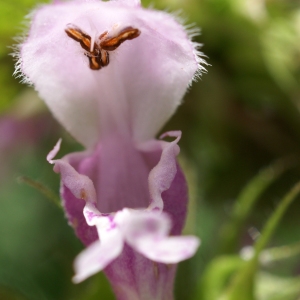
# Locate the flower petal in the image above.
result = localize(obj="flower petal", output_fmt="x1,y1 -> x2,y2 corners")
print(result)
104,244 -> 177,300
112,0 -> 141,7
134,236 -> 200,264
90,135 -> 150,212
53,131 -> 187,245
161,163 -> 188,235
53,137 -> 192,298
115,208 -> 172,242
49,149 -> 99,245
18,0 -> 202,147
62,184 -> 98,246
146,131 -> 181,211
103,166 -> 191,299
52,153 -> 97,204
46,138 -> 61,164
73,225 -> 123,283
83,201 -> 103,226
116,208 -> 200,263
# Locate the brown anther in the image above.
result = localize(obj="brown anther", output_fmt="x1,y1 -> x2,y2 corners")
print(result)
65,24 -> 140,70
65,25 -> 92,52
100,27 -> 141,51
100,49 -> 109,66
99,31 -> 108,40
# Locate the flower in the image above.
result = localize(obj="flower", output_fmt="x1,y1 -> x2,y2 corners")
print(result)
16,0 -> 206,298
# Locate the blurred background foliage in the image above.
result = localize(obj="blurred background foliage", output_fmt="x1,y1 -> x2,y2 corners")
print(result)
1,0 -> 300,299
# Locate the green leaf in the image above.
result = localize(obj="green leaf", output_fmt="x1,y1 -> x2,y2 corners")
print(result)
221,181 -> 300,300
0,258 -> 49,300
0,286 -> 27,300
74,273 -> 114,300
259,241 -> 300,265
0,1 -> 48,37
256,272 -> 300,300
261,18 -> 299,94
220,157 -> 298,254
198,255 -> 244,300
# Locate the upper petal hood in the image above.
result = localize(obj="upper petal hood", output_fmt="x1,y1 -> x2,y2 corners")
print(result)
18,0 -> 204,148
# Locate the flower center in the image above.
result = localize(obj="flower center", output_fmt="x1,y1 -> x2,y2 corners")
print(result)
65,25 -> 141,70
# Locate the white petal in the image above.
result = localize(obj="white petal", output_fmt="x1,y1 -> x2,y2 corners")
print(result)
112,0 -> 141,6
73,226 -> 123,283
115,208 -> 172,243
83,201 -> 103,226
136,236 -> 200,264
19,0 -> 202,147
115,209 -> 200,263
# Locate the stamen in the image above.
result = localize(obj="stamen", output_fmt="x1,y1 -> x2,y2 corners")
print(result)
65,24 -> 91,52
85,52 -> 102,70
100,27 -> 141,51
65,25 -> 140,70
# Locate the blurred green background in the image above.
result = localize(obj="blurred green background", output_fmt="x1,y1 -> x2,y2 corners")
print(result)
1,0 -> 300,299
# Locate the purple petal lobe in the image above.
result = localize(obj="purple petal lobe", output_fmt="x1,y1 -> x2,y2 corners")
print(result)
62,185 -> 98,246
147,131 -> 181,211
50,150 -> 99,245
53,157 -> 97,204
47,138 -> 61,163
161,164 -> 188,235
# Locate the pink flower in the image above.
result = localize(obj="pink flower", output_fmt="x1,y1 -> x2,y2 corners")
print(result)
16,0 -> 206,298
